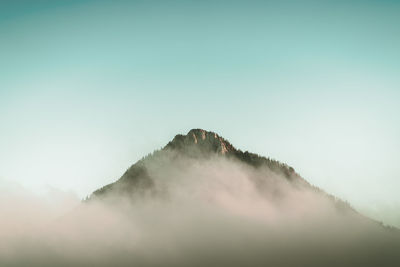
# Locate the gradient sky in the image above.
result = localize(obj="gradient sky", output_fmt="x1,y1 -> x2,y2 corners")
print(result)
1,0 -> 399,226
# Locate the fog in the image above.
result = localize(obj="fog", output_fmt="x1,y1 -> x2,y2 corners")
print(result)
1,155 -> 399,267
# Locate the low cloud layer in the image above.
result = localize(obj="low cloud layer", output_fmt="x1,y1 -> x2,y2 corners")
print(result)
1,156 -> 399,267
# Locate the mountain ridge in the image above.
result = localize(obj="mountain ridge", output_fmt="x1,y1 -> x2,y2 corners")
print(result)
92,129 -> 305,198
89,128 -> 399,234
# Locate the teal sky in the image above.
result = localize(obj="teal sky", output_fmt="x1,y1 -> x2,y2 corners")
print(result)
1,0 -> 399,226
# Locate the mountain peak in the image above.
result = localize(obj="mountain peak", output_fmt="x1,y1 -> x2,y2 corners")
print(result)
92,128 -> 302,198
165,129 -> 235,155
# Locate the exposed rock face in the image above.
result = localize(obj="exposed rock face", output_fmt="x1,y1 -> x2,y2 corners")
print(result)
165,129 -> 235,156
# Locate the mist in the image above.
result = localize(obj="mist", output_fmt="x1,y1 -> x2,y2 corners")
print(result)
1,155 -> 399,267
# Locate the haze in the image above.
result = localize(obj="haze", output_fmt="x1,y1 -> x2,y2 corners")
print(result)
1,154 -> 399,266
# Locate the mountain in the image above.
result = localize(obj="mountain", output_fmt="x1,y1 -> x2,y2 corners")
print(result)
92,129 -> 304,196
91,129 -> 354,214
37,129 -> 399,267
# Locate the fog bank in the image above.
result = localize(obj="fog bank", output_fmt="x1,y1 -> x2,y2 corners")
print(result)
1,156 -> 399,267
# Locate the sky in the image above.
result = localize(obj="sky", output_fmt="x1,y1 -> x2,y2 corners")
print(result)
0,0 -> 399,226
